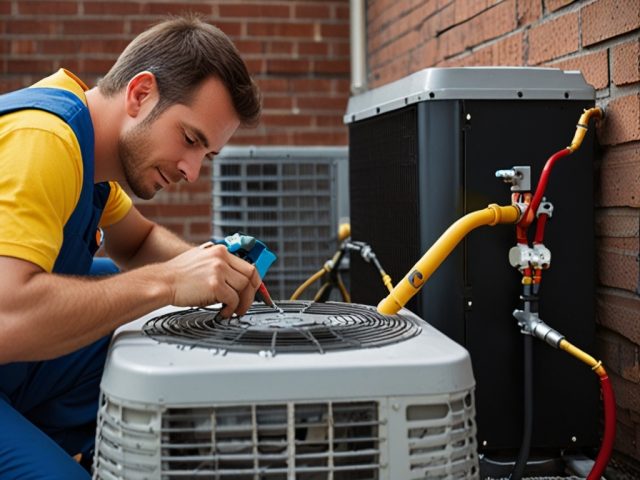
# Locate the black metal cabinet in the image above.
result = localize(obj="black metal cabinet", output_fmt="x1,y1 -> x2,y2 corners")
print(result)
346,68 -> 598,453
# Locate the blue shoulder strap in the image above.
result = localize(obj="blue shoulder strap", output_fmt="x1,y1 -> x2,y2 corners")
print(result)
0,87 -> 111,275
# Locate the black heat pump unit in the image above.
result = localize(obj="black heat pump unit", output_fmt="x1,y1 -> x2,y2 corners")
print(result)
345,67 -> 598,453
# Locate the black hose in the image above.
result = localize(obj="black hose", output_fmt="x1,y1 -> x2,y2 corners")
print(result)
510,333 -> 534,480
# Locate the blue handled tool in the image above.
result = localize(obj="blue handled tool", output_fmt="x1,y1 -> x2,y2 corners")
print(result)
212,233 -> 280,311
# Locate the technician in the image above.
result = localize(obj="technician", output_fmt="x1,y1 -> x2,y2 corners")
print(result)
0,16 -> 261,478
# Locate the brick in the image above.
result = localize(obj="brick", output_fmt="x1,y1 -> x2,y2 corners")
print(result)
189,221 -> 212,235
7,20 -> 60,35
10,40 -> 37,55
369,0 -> 435,53
243,59 -> 265,75
63,20 -> 124,35
597,247 -> 640,292
312,60 -> 351,75
610,372 -> 640,417
596,289 -> 640,345
219,3 -> 290,18
260,114 -> 314,127
447,31 -> 524,67
439,0 -> 517,58
316,114 -> 345,127
140,2 -> 212,16
596,207 -> 640,237
613,39 -> 640,86
408,38 -> 439,71
598,143 -> 640,207
266,58 -> 310,74
229,40 -> 264,55
40,39 -> 129,55
544,0 -> 575,11
298,41 -> 328,56
613,415 -> 640,459
290,78 -> 332,93
335,4 -> 350,20
596,329 -> 640,382
84,2 -> 142,15
6,59 -> 55,74
292,130 -> 348,145
517,0 -> 542,26
80,58 -> 115,75
0,78 -> 27,93
264,41 -> 293,55
255,78 -> 289,93
294,4 -> 331,19
247,22 -> 314,39
598,94 -> 640,146
330,41 -> 350,57
548,49 -> 609,90
262,95 -> 293,110
17,1 -> 78,15
582,0 -> 640,47
454,0 -> 494,24
320,23 -> 350,39
297,96 -> 347,111
0,2 -> 10,15
528,11 -> 579,64
370,29 -> 420,70
209,21 -> 243,37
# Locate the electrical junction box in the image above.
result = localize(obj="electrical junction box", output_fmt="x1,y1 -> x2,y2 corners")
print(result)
344,67 -> 598,454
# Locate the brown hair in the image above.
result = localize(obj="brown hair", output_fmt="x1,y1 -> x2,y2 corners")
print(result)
98,15 -> 261,127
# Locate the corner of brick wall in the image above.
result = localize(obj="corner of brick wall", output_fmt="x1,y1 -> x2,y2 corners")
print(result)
0,0 -> 351,244
367,0 -> 640,464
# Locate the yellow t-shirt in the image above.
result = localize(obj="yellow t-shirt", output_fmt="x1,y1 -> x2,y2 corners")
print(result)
0,69 -> 132,272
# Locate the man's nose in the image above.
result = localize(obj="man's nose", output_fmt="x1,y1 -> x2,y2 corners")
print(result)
177,154 -> 203,183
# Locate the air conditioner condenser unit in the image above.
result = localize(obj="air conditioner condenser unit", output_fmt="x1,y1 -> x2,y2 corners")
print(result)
93,301 -> 479,479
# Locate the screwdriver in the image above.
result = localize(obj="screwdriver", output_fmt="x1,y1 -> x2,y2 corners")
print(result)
258,282 -> 283,313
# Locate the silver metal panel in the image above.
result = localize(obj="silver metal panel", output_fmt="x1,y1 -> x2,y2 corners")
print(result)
344,67 -> 595,123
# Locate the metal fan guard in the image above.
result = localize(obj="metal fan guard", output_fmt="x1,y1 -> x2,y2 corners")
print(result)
142,300 -> 423,355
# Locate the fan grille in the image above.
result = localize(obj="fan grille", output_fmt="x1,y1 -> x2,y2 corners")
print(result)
143,301 -> 422,355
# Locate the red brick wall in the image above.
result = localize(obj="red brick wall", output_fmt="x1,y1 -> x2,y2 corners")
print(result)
368,0 -> 640,464
0,0 -> 350,243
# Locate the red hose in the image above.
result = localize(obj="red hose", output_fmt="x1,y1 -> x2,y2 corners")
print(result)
587,375 -> 616,480
533,213 -> 549,244
521,148 -> 572,230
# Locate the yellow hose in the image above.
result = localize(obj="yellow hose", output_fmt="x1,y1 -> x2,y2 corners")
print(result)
381,274 -> 394,294
377,204 -> 520,315
290,268 -> 325,300
568,107 -> 603,152
559,339 -> 607,377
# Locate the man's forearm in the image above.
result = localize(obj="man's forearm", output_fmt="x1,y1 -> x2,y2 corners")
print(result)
110,222 -> 194,270
0,262 -> 174,363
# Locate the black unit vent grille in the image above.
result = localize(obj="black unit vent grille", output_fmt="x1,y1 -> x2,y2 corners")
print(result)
143,301 -> 422,355
348,106 -> 420,311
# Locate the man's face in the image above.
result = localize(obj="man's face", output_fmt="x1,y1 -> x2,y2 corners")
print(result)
118,76 -> 240,200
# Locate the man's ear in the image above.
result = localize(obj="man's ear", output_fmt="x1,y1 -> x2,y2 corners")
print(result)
124,71 -> 158,118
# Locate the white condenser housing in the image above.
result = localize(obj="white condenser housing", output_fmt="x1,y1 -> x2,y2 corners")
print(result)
93,301 -> 479,479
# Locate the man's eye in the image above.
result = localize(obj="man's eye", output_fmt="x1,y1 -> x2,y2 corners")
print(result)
184,133 -> 195,145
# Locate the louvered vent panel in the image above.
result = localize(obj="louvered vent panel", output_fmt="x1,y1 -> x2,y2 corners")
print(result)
406,391 -> 478,480
159,401 -> 381,479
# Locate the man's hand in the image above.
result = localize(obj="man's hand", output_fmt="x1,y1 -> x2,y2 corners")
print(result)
164,244 -> 261,317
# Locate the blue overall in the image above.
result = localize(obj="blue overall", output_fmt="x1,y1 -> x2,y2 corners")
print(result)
0,87 -> 116,478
